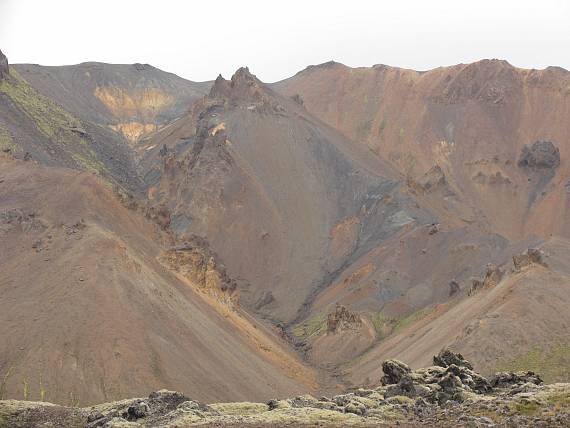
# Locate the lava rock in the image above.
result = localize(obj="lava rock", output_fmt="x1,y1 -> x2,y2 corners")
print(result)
434,349 -> 474,370
381,359 -> 412,385
490,371 -> 543,388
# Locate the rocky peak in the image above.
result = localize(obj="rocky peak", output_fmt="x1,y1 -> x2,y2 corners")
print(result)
208,67 -> 267,103
326,304 -> 362,333
0,49 -> 8,79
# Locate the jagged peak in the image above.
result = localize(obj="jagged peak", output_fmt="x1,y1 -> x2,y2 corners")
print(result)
230,66 -> 259,84
208,66 -> 269,103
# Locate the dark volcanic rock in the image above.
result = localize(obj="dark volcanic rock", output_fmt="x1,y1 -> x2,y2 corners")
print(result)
490,371 -> 543,388
381,359 -> 412,385
0,49 -> 8,79
518,141 -> 560,170
448,280 -> 460,297
433,349 -> 474,370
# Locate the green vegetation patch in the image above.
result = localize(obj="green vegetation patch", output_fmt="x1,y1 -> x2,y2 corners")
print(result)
496,344 -> 570,383
510,400 -> 540,416
371,307 -> 433,339
0,69 -> 106,174
292,313 -> 327,340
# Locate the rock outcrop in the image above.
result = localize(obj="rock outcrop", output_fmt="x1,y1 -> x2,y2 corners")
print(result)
408,165 -> 447,194
448,280 -> 460,297
159,236 -> 238,305
0,49 -> 8,79
469,263 -> 504,295
433,349 -> 473,370
518,140 -> 560,170
326,304 -> 363,333
513,248 -> 547,271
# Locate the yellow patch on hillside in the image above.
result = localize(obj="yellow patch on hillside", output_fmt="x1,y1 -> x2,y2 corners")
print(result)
110,122 -> 157,143
94,86 -> 174,119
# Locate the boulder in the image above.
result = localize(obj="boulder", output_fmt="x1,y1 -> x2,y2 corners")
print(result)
490,371 -> 543,388
433,349 -> 474,370
381,359 -> 411,385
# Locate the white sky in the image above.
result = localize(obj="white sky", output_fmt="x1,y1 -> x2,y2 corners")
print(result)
1,0 -> 569,83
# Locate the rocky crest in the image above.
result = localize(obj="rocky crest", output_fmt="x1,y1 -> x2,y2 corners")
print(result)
4,351 -> 570,427
513,248 -> 547,271
469,263 -> 504,295
0,49 -> 8,79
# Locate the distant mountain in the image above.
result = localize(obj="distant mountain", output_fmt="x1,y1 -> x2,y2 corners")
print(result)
15,62 -> 211,144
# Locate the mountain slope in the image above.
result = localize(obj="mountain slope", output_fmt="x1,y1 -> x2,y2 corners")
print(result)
0,155 -> 315,406
15,62 -> 211,145
344,241 -> 570,387
142,68 -> 433,324
274,60 -> 570,241
0,54 -> 141,191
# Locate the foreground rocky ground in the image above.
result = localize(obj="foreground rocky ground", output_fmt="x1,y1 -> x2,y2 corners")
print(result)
1,350 -> 569,427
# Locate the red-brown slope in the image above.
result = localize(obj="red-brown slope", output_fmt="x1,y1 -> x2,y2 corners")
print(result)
344,239 -> 570,386
0,156 -> 315,406
274,60 -> 570,241
142,68 -> 434,324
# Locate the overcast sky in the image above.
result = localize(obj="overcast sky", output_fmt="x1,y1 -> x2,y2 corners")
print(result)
1,0 -> 569,83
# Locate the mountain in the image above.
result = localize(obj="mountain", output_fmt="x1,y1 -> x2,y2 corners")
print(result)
274,60 -> 570,240
273,60 -> 570,381
14,62 -> 211,145
3,46 -> 570,409
345,241 -> 570,387
0,155 -> 314,405
140,67 -> 433,324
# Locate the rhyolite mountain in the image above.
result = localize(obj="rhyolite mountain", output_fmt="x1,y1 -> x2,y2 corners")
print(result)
15,62 -> 211,145
1,46 -> 570,408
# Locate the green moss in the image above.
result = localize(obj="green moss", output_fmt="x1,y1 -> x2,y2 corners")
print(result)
496,344 -> 570,383
510,400 -> 540,416
0,69 -> 106,174
371,307 -> 432,339
292,313 -> 327,340
547,392 -> 570,411
371,312 -> 398,339
210,402 -> 267,415
393,307 -> 432,332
